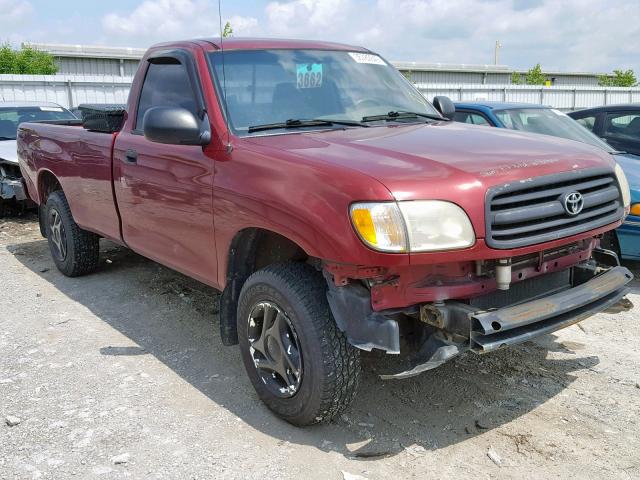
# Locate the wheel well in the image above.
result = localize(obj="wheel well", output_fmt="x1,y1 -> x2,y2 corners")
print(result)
219,228 -> 309,346
38,171 -> 62,203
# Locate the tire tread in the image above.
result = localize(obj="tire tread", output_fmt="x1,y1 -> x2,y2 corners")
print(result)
240,262 -> 361,425
47,191 -> 100,277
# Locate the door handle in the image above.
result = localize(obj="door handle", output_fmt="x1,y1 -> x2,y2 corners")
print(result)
124,149 -> 138,163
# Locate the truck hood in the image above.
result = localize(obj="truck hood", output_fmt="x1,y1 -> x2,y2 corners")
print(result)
0,140 -> 18,164
246,122 -> 617,238
247,121 -> 616,201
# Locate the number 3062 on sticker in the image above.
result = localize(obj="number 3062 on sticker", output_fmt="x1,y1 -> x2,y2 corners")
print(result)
296,63 -> 323,89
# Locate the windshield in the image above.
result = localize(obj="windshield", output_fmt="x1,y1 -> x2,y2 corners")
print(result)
0,106 -> 76,140
494,107 -> 615,152
210,49 -> 439,135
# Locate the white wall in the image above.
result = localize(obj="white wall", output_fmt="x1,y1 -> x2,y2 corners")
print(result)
0,74 -> 132,108
1,74 -> 640,111
416,83 -> 640,110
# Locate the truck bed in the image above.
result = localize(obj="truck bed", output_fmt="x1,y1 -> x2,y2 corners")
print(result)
18,122 -> 122,242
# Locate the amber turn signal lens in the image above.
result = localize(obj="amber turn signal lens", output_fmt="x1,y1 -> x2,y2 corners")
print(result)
351,208 -> 377,245
630,204 -> 640,216
349,202 -> 407,252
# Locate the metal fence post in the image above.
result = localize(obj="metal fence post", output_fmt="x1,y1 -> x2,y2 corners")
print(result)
66,80 -> 73,108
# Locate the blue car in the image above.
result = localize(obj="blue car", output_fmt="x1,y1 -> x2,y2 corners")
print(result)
453,101 -> 640,261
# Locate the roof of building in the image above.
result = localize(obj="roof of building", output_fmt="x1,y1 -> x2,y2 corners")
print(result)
24,42 -> 147,60
0,100 -> 67,108
454,101 -> 550,110
393,61 -> 511,73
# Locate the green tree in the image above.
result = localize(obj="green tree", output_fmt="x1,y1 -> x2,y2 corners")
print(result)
222,21 -> 233,38
0,44 -> 58,75
598,69 -> 637,87
511,71 -> 522,85
525,63 -> 547,85
0,43 -> 15,74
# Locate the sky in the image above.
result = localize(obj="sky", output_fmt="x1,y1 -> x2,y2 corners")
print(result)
1,0 -> 639,73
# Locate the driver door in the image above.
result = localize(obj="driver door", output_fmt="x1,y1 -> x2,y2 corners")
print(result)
113,51 -> 217,286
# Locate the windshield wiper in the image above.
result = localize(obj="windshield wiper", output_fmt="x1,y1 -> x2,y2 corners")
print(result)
0,136 -> 15,141
247,118 -> 366,133
361,111 -> 448,123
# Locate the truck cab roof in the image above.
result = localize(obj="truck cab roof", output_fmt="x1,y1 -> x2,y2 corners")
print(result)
150,37 -> 371,53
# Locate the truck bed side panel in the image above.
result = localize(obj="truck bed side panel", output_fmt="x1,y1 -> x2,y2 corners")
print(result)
17,123 -> 122,242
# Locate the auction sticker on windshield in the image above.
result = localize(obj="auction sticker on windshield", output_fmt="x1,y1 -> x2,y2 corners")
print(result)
296,63 -> 323,89
348,52 -> 386,65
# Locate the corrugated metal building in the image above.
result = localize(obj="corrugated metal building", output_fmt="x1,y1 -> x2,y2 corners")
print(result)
26,43 -> 144,77
27,42 -> 610,86
394,61 -> 608,86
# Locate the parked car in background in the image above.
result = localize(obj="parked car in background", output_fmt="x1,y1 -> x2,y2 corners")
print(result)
568,104 -> 640,156
453,101 -> 640,260
0,101 -> 77,212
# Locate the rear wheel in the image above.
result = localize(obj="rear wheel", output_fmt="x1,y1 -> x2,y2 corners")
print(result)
237,263 -> 361,426
46,191 -> 100,277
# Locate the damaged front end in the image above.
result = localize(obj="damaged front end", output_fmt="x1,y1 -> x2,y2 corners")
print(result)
0,160 -> 31,213
325,239 -> 634,379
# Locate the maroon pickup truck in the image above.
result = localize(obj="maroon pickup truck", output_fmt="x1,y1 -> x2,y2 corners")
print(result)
18,38 -> 633,426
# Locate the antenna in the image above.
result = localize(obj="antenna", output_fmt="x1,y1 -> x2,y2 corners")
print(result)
218,0 -> 232,153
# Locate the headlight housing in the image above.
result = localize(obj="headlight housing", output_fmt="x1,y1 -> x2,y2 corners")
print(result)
350,201 -> 475,253
615,163 -> 631,211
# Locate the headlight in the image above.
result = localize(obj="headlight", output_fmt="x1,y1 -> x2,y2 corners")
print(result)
615,163 -> 631,210
350,202 -> 407,252
350,200 -> 475,252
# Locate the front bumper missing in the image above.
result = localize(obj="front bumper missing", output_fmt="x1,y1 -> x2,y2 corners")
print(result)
380,265 -> 633,379
470,265 -> 632,352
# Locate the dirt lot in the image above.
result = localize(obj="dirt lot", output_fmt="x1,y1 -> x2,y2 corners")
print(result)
1,214 -> 639,480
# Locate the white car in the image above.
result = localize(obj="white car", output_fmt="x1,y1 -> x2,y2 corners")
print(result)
0,101 -> 77,205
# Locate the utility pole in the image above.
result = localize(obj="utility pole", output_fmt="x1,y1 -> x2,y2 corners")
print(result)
494,40 -> 502,65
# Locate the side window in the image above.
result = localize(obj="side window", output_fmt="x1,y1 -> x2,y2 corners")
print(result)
453,111 -> 490,126
467,113 -> 489,126
575,115 -> 596,131
453,111 -> 470,123
603,112 -> 640,139
135,62 -> 197,131
495,112 -> 514,129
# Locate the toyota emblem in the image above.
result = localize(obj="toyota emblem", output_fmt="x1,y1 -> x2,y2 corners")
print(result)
563,192 -> 584,216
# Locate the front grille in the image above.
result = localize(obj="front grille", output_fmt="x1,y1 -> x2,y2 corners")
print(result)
486,168 -> 623,249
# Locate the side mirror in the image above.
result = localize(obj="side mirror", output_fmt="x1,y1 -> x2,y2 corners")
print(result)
143,107 -> 210,145
432,96 -> 456,120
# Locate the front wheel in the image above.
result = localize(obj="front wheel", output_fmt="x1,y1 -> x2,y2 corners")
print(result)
237,263 -> 361,426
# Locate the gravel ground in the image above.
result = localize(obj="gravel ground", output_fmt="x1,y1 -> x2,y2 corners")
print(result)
1,214 -> 639,480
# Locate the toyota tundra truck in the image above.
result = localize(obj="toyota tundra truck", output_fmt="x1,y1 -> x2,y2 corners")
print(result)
17,38 -> 633,426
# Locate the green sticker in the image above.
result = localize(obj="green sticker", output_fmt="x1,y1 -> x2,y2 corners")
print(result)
296,63 -> 323,89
